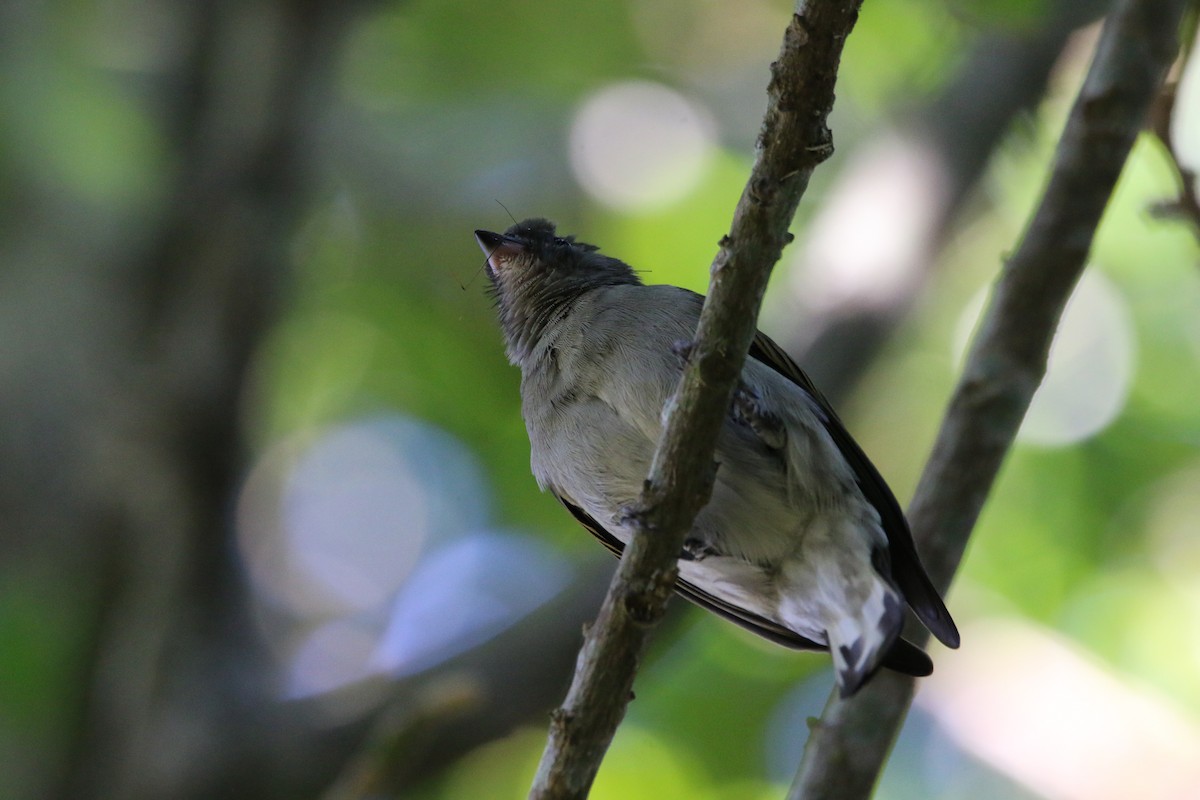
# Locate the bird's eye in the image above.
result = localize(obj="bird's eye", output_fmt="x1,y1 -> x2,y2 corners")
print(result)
552,237 -> 568,248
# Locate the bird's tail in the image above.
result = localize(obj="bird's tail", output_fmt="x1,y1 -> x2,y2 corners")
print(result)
823,575 -> 905,697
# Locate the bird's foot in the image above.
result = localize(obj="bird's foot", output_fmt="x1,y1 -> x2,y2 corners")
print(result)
680,537 -> 719,562
731,383 -> 787,450
671,339 -> 695,366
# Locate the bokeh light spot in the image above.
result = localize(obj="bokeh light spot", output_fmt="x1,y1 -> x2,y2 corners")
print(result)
286,618 -> 381,699
1145,460 -> 1200,587
791,133 -> 948,313
372,531 -> 571,678
237,415 -> 490,617
569,81 -> 716,211
953,269 -> 1135,446
921,618 -> 1200,800
1171,34 -> 1200,197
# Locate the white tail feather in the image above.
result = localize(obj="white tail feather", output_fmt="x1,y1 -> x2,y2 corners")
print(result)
824,577 -> 903,697
777,517 -> 905,697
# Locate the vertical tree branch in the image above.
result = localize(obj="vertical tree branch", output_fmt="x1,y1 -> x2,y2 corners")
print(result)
788,1 -> 1189,798
48,3 -> 371,798
527,2 -> 864,797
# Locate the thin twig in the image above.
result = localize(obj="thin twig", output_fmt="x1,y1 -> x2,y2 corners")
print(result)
788,1 -> 1189,798
526,2 -> 864,798
1149,6 -> 1200,243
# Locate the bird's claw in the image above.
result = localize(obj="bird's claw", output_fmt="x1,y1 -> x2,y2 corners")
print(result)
731,382 -> 787,450
671,339 -> 695,365
680,537 -> 719,562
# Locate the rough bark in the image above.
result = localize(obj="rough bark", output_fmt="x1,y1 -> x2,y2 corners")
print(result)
788,1 -> 1189,797
527,3 -> 864,798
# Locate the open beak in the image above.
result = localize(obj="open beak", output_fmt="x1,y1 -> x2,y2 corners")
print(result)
475,229 -> 524,277
474,229 -> 505,251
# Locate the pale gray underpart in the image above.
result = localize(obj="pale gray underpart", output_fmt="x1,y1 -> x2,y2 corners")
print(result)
518,283 -> 895,680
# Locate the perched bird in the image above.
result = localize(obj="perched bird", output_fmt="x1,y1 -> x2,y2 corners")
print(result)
475,218 -> 959,696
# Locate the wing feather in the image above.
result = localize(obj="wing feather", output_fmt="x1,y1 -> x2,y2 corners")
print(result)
552,492 -> 934,676
747,330 -> 960,649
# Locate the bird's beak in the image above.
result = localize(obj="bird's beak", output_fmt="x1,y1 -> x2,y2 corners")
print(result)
475,229 -> 524,276
474,229 -> 504,250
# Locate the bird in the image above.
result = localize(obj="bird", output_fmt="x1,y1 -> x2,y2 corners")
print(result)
474,218 -> 958,696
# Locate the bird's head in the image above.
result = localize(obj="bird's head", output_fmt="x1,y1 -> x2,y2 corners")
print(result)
474,218 -> 639,362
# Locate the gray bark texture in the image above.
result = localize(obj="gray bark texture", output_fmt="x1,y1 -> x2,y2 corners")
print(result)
788,0 -> 1190,797
527,3 -> 865,798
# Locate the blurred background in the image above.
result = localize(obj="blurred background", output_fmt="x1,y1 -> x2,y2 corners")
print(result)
2,1 -> 1199,799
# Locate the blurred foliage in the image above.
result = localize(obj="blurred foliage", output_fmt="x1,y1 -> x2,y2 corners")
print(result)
2,0 -> 1198,799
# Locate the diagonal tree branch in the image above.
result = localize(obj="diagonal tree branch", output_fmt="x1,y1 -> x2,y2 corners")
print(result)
788,1 -> 1190,798
527,2 -> 864,797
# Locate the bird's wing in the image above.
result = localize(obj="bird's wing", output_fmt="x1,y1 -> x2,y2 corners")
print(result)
552,491 -> 824,649
551,491 -> 933,675
747,329 -> 960,649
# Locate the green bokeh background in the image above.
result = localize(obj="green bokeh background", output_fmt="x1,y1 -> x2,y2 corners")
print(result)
2,1 -> 1198,798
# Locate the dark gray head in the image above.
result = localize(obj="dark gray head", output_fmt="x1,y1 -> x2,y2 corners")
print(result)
474,218 -> 640,362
